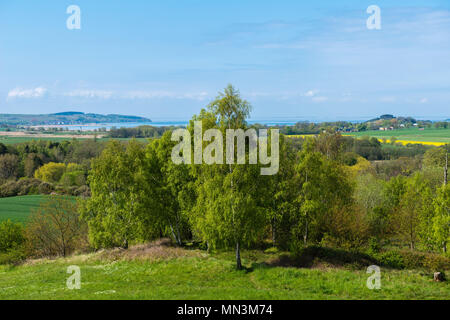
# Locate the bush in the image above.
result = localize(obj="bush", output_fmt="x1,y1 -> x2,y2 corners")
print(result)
0,220 -> 26,265
376,251 -> 405,269
0,220 -> 25,252
368,237 -> 381,254
73,185 -> 90,197
38,181 -> 54,194
0,247 -> 27,265
34,162 -> 66,183
26,196 -> 89,257
0,178 -> 54,198
422,254 -> 450,271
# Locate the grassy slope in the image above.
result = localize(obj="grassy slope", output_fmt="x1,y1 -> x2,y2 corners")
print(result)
0,195 -> 50,224
0,247 -> 448,300
347,128 -> 450,143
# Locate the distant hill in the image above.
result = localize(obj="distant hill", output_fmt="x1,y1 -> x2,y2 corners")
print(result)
0,112 -> 151,126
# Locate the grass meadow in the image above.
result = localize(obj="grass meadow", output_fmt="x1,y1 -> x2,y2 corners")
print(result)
0,241 -> 448,300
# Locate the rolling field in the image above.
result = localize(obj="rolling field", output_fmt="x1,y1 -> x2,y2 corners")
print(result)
0,244 -> 448,300
346,128 -> 450,145
0,195 -> 50,224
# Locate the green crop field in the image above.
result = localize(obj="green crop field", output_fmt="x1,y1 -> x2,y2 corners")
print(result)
347,128 -> 450,144
0,195 -> 51,224
0,136 -> 82,145
0,246 -> 448,300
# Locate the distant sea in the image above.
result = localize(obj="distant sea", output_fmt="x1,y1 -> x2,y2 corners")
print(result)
46,116 -> 449,131
48,119 -> 355,131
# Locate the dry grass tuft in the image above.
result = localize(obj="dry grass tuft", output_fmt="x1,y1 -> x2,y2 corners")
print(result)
23,238 -> 204,265
93,238 -> 203,262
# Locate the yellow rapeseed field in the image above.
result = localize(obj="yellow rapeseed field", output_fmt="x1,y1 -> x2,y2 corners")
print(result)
382,139 -> 446,146
286,135 -> 446,146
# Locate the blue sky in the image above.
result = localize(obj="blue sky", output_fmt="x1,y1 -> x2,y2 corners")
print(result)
1,0 -> 449,121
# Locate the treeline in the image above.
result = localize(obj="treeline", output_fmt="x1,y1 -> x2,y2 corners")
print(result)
273,117 -> 450,135
108,125 -> 183,139
0,139 -> 106,197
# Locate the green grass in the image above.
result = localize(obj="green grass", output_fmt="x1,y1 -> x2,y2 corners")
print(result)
0,195 -> 51,224
0,248 -> 448,300
347,128 -> 450,143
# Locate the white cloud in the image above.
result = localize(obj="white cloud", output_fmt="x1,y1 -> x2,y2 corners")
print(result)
7,87 -> 47,99
304,90 -> 319,97
124,91 -> 209,101
64,90 -> 114,99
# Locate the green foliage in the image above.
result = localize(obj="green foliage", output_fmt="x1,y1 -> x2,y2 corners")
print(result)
34,162 -> 66,183
291,139 -> 354,246
60,164 -> 86,187
143,132 -> 194,245
189,85 -> 266,269
80,140 -> 149,249
0,247 -> 27,265
0,220 -> 25,252
376,251 -> 405,269
368,237 -> 381,254
423,147 -> 448,168
433,185 -> 449,253
0,220 -> 26,265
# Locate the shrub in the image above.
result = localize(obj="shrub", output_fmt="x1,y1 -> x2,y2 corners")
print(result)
377,251 -> 405,269
0,220 -> 26,265
422,254 -> 450,271
60,171 -> 86,187
38,181 -> 54,195
34,162 -> 66,183
0,178 -> 53,198
25,196 -> 89,257
372,250 -> 450,271
73,185 -> 90,197
368,237 -> 381,254
0,248 -> 27,265
0,220 -> 25,252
